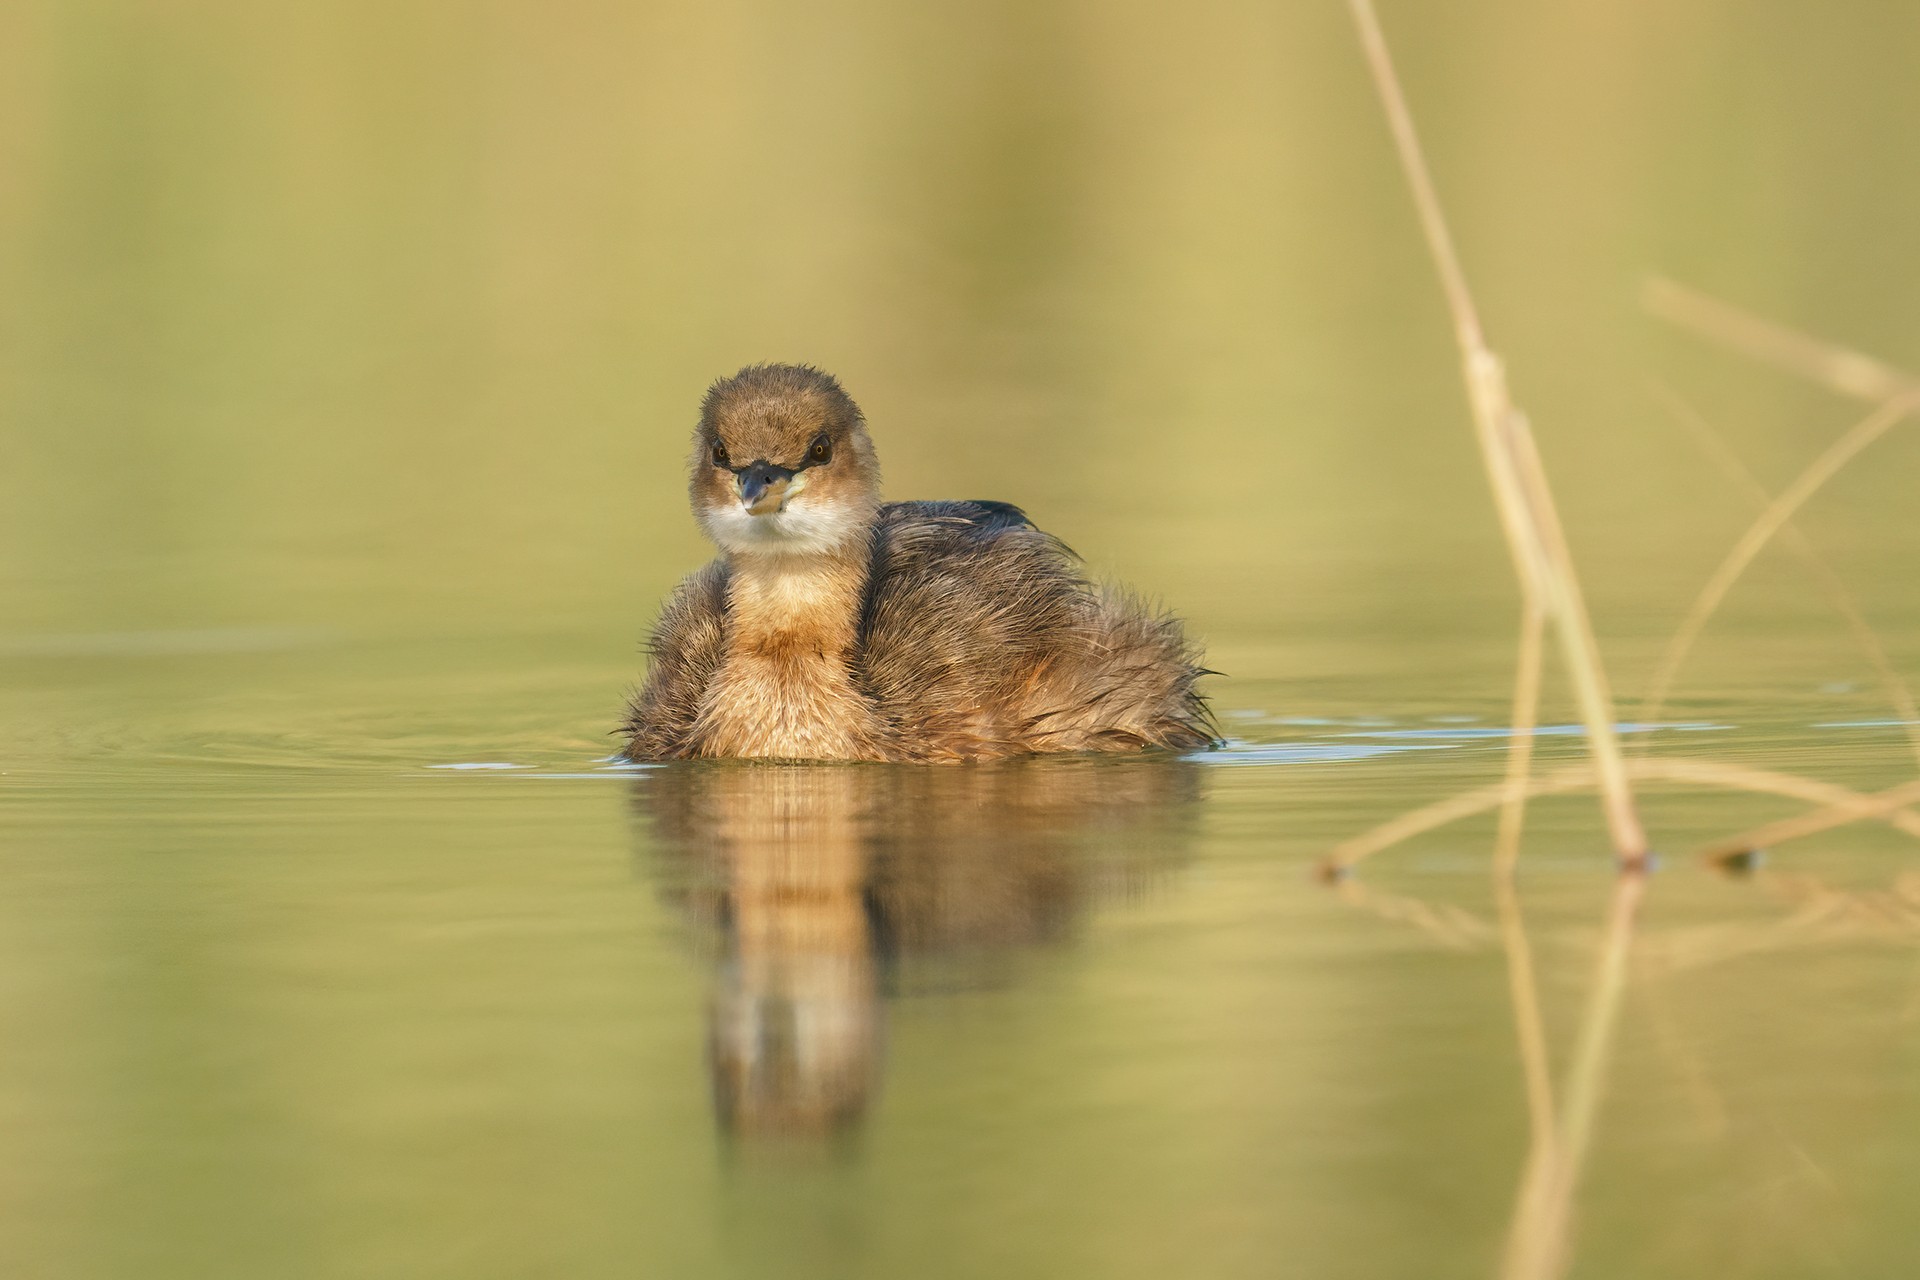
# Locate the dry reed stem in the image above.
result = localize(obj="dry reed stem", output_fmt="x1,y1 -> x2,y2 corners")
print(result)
1649,874 -> 1920,974
1644,278 -> 1920,402
1495,609 -> 1548,875
1500,419 -> 1648,862
1331,878 -> 1497,950
1701,778 -> 1920,866
1492,607 -> 1558,1150
1501,870 -> 1646,1280
1638,390 -> 1920,731
1321,756 -> 1920,876
1345,0 -> 1647,865
1650,385 -> 1920,769
1745,871 -> 1920,935
1495,868 -> 1563,1217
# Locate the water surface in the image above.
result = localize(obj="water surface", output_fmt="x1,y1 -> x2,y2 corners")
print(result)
5,3 -> 1920,1277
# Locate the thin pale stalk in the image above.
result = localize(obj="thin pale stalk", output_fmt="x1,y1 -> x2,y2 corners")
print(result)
1495,894 -> 1559,1188
1644,278 -> 1919,402
1502,871 -> 1647,1280
1493,607 -> 1556,1152
1552,869 -> 1644,1207
1344,0 -> 1486,355
1651,386 -> 1920,770
1503,411 -> 1645,860
1638,391 -> 1920,730
1345,0 -> 1646,863
1333,878 -> 1496,950
1504,1134 -> 1561,1280
1321,756 -> 1920,875
1496,607 -> 1547,875
1702,778 -> 1920,866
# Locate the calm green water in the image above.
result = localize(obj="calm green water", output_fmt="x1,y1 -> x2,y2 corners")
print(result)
6,3 -> 1920,1277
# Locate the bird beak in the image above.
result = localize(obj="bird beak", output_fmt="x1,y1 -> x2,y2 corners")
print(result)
736,462 -> 794,515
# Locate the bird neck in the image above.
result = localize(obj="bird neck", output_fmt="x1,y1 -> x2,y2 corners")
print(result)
722,542 -> 869,658
694,539 -> 888,761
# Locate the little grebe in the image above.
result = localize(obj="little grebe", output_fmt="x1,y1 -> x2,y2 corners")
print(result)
620,364 -> 1215,762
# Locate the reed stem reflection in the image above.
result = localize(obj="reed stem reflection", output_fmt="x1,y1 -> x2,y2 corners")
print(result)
630,757 -> 1201,1140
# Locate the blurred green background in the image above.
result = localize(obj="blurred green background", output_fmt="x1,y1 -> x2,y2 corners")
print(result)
6,0 -> 1918,654
4,2 -> 1920,1278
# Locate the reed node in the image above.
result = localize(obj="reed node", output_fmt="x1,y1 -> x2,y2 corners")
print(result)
1344,0 -> 1647,869
1337,9 -> 1920,1279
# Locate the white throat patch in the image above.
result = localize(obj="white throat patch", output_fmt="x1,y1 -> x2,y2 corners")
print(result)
699,492 -> 868,558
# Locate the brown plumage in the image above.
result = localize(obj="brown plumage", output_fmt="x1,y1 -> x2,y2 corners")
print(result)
620,363 -> 1216,762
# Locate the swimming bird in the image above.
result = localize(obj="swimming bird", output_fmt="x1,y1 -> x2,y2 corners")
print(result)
620,364 -> 1215,762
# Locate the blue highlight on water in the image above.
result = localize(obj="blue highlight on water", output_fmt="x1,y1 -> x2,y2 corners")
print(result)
425,720 -> 1755,775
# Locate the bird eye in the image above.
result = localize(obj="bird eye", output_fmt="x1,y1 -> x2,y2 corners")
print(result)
807,433 -> 832,464
710,441 -> 730,469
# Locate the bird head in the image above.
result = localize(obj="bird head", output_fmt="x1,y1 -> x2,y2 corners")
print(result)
690,364 -> 881,558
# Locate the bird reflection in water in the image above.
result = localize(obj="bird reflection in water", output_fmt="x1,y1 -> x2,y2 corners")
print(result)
629,756 -> 1202,1140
